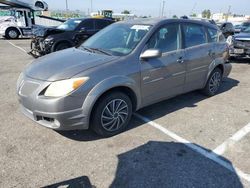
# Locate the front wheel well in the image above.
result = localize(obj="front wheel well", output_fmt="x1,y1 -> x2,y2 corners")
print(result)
215,64 -> 224,75
90,86 -> 138,121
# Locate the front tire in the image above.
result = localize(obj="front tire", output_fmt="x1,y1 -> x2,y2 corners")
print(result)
202,68 -> 222,97
91,92 -> 133,137
5,28 -> 20,39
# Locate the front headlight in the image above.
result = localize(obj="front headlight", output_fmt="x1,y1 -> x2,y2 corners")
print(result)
44,37 -> 54,44
44,77 -> 89,97
226,35 -> 234,46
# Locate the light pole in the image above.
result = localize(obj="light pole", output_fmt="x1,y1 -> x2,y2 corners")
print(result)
161,0 -> 165,17
65,0 -> 69,11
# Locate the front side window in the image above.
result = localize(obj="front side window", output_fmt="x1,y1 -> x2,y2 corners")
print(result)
207,28 -> 218,43
82,23 -> 151,56
95,20 -> 110,30
57,19 -> 82,31
80,20 -> 95,30
183,23 -> 206,48
147,24 -> 179,53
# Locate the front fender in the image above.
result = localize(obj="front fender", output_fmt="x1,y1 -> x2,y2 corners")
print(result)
81,76 -> 141,128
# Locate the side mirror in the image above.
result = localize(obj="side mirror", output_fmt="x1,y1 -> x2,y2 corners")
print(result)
140,49 -> 162,60
79,27 -> 86,32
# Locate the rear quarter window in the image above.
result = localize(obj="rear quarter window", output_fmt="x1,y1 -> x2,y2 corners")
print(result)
207,28 -> 219,43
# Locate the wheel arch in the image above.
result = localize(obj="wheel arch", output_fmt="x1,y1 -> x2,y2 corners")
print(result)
82,76 -> 141,129
52,40 -> 73,52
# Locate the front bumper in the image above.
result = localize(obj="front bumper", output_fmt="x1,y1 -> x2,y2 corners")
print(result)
229,40 -> 250,56
29,37 -> 53,57
17,75 -> 89,130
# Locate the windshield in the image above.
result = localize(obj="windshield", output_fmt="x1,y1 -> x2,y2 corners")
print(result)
241,23 -> 250,33
81,23 -> 151,56
57,19 -> 82,31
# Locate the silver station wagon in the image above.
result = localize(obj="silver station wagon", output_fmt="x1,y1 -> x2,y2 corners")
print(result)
17,18 -> 232,137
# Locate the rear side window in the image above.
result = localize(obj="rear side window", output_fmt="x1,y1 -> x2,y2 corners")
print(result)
182,23 -> 206,48
95,20 -> 110,30
207,28 -> 218,43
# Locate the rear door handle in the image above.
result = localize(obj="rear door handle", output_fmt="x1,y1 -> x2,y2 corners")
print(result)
177,57 -> 185,64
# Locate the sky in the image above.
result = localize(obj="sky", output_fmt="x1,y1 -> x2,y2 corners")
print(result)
45,0 -> 250,17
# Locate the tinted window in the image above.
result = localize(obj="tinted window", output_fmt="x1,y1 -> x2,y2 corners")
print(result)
96,20 -> 110,30
82,23 -> 151,56
207,28 -> 218,43
148,24 -> 179,53
80,20 -> 94,30
183,24 -> 206,48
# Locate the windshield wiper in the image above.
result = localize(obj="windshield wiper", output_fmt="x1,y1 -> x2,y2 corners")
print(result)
90,48 -> 113,56
80,46 -> 94,53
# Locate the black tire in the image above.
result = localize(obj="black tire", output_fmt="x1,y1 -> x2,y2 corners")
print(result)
91,92 -> 133,137
54,42 -> 71,52
5,28 -> 20,39
35,1 -> 44,9
202,68 -> 222,97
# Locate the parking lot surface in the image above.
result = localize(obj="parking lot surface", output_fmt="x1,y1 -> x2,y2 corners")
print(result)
0,39 -> 250,188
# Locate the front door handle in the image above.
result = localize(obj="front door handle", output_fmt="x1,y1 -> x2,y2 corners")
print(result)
177,57 -> 185,64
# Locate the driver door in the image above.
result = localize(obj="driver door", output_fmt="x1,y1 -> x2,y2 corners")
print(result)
140,23 -> 186,106
74,19 -> 95,46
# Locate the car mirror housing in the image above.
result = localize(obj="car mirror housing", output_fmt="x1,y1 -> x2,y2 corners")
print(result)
140,49 -> 162,60
79,27 -> 86,32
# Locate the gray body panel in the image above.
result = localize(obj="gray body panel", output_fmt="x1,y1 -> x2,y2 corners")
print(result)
17,18 -> 232,130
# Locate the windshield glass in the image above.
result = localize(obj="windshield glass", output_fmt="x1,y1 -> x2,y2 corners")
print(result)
57,19 -> 82,31
241,23 -> 250,33
81,23 -> 151,56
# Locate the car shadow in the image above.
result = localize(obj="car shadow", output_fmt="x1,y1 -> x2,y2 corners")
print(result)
56,77 -> 239,141
42,176 -> 95,188
230,57 -> 250,64
110,141 -> 243,188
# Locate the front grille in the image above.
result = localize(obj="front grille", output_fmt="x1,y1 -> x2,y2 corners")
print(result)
235,40 -> 250,48
19,81 -> 40,96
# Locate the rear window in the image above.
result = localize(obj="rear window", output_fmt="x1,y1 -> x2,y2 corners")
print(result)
183,23 -> 206,48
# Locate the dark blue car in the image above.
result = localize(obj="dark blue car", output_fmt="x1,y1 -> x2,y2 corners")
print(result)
227,22 -> 250,58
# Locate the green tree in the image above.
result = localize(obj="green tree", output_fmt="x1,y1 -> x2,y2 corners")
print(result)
122,10 -> 130,14
202,9 -> 211,19
172,15 -> 178,19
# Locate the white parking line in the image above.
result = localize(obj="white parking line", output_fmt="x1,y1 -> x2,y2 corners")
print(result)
6,40 -> 27,54
213,123 -> 250,155
134,113 -> 250,182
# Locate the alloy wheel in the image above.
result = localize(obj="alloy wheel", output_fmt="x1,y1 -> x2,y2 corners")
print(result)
209,72 -> 221,94
101,99 -> 129,132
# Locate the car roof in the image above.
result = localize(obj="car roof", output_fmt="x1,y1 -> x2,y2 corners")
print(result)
122,18 -> 218,29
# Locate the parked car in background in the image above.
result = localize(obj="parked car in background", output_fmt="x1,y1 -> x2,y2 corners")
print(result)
217,22 -> 235,38
227,21 -> 250,58
29,18 -> 114,57
234,24 -> 243,33
17,18 -> 231,137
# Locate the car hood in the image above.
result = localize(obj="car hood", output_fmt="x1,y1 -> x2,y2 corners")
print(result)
25,48 -> 118,81
33,26 -> 65,37
234,33 -> 250,41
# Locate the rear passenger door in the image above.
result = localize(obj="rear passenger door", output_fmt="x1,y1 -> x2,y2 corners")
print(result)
182,23 -> 213,92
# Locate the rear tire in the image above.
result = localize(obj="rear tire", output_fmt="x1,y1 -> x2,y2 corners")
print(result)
5,28 -> 20,39
202,68 -> 222,97
91,92 -> 133,137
